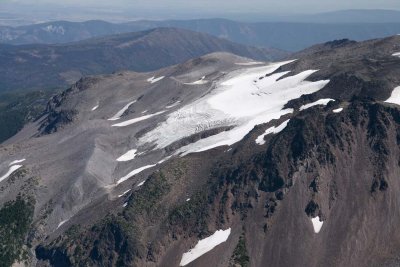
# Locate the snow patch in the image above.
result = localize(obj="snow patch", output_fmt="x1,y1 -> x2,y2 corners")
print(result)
255,119 -> 290,145
108,100 -> 136,121
186,198 -> 190,202
166,101 -> 181,109
117,149 -> 139,162
385,86 -> 400,105
9,159 -> 25,166
91,105 -> 99,111
184,76 -> 208,85
147,76 -> 165,84
392,52 -> 400,58
0,165 -> 23,183
57,219 -> 68,229
137,180 -> 146,187
42,25 -> 65,35
118,189 -> 131,198
180,228 -> 231,266
141,110 -> 148,114
235,61 -> 264,66
116,164 -> 156,185
299,99 -> 335,111
123,202 -> 128,207
311,216 -> 323,233
333,108 -> 343,113
111,111 -> 166,127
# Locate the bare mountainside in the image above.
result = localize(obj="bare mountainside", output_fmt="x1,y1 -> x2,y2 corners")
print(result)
0,27 -> 285,92
2,36 -> 400,266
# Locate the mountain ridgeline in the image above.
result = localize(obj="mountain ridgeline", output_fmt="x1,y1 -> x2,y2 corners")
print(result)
1,35 -> 400,267
0,27 -> 285,92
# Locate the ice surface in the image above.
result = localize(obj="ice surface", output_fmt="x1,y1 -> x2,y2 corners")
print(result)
255,119 -> 290,145
139,61 -> 329,156
0,165 -> 23,183
117,149 -> 138,162
179,228 -> 231,266
311,216 -> 323,233
147,76 -> 165,84
111,111 -> 166,127
299,99 -> 335,111
9,159 -> 26,166
108,100 -> 136,121
116,164 -> 156,185
385,86 -> 400,105
333,108 -> 343,113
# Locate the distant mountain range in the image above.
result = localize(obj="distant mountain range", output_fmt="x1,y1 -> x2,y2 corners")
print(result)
0,27 -> 285,91
1,11 -> 400,51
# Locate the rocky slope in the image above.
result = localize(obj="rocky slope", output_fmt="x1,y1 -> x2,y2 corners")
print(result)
1,35 -> 400,267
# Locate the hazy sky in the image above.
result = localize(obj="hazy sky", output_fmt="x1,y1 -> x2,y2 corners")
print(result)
3,0 -> 400,13
1,0 -> 400,25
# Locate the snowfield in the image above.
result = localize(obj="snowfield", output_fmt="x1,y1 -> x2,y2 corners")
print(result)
108,100 -> 136,121
385,86 -> 400,105
117,149 -> 139,162
147,76 -> 165,84
311,216 -> 323,233
235,61 -> 264,66
179,228 -> 231,266
138,61 -> 329,156
0,165 -> 23,183
255,120 -> 290,145
299,99 -> 335,111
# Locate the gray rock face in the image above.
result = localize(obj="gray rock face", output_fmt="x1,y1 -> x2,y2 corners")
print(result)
2,35 -> 400,267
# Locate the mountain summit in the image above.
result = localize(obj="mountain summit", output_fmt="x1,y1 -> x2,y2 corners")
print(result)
1,35 -> 400,266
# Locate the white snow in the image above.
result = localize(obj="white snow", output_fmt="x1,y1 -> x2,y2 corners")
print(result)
91,105 -> 99,111
385,86 -> 400,105
118,189 -> 131,198
9,159 -> 25,166
179,228 -> 231,266
299,99 -> 335,111
147,76 -> 165,84
166,101 -> 181,109
186,198 -> 190,201
311,216 -> 323,233
108,100 -> 137,121
141,110 -> 148,114
235,61 -> 264,66
184,76 -> 208,85
116,164 -> 156,185
139,61 -> 329,156
42,25 -> 65,35
137,180 -> 146,187
56,219 -> 68,229
255,119 -> 290,145
111,111 -> 166,127
392,52 -> 400,58
333,108 -> 343,113
117,149 -> 139,162
123,202 -> 128,207
0,165 -> 23,183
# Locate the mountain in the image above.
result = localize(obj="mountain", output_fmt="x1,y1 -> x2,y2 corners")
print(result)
0,27 -> 285,92
2,36 -> 400,266
2,18 -> 400,51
